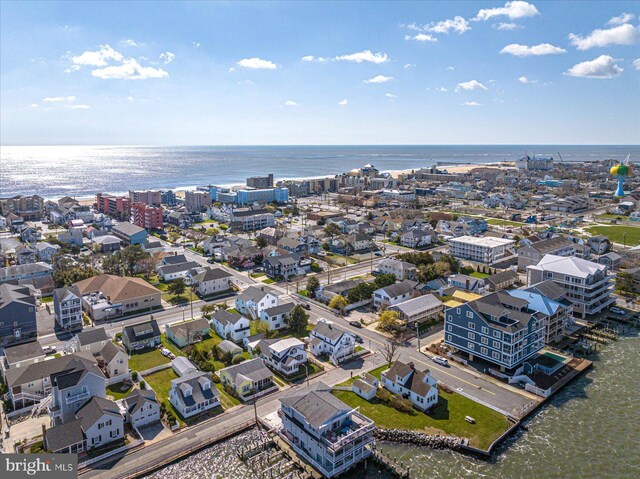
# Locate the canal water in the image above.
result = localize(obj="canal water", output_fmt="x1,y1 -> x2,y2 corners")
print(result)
144,333 -> 640,479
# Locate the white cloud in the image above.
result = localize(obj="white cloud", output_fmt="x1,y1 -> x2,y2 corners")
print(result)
456,80 -> 488,91
159,52 -> 175,64
518,75 -> 537,84
405,33 -> 437,42
446,66 -> 455,70
634,59 -> 640,70
363,75 -> 394,84
475,1 -> 540,21
72,44 -> 123,67
464,101 -> 482,106
30,104 -> 38,108
404,63 -> 416,69
127,96 -> 135,101
301,55 -> 329,63
436,87 -> 448,92
64,65 -> 81,74
565,55 -> 623,78
91,59 -> 168,80
335,50 -> 388,64
338,99 -> 348,106
192,42 -> 201,48
228,67 -> 236,73
493,22 -> 523,30
121,39 -> 138,47
607,13 -> 635,26
237,79 -> 254,85
43,96 -> 76,103
568,24 -> 638,50
500,43 -> 566,56
283,100 -> 297,107
237,57 -> 277,69
67,104 -> 91,110
385,93 -> 397,98
428,16 -> 471,34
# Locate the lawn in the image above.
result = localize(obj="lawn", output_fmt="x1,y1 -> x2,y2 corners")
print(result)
129,349 -> 170,372
485,218 -> 525,227
336,364 -> 388,387
585,225 -> 640,246
195,331 -> 223,352
215,383 -> 241,409
142,368 -> 185,426
470,272 -> 490,279
40,296 -> 54,303
262,278 -> 275,284
106,381 -> 134,400
161,334 -> 185,357
332,389 -> 510,450
595,213 -> 628,222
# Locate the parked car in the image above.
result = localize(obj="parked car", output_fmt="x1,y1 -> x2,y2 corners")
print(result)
160,348 -> 172,357
432,356 -> 448,366
300,303 -> 311,310
353,334 -> 364,344
43,345 -> 57,355
610,307 -> 626,315
207,258 -> 215,263
374,252 -> 383,257
349,320 -> 362,329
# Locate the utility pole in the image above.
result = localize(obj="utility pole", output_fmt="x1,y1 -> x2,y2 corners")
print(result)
415,320 -> 421,352
190,285 -> 194,320
251,388 -> 258,425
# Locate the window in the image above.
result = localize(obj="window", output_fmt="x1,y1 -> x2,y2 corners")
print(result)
493,341 -> 500,349
447,334 -> 452,342
467,342 -> 475,350
492,352 -> 500,359
468,322 -> 475,330
466,311 -> 473,318
481,347 -> 488,355
468,332 -> 475,340
481,326 -> 489,334
456,308 -> 461,315
493,330 -> 501,339
447,325 -> 452,332
481,337 -> 488,345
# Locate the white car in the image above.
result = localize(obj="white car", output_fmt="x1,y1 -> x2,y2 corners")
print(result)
432,356 -> 448,366
43,345 -> 57,355
610,307 -> 626,316
160,348 -> 172,357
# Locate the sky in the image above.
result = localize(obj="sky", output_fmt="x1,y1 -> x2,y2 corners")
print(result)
1,0 -> 639,145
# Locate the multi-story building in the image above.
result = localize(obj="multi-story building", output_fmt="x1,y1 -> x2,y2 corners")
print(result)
255,337 -> 307,376
444,291 -> 546,371
448,236 -> 515,264
236,187 -> 289,206
381,361 -> 438,411
132,202 -> 163,229
309,322 -> 355,365
278,382 -> 374,478
517,236 -> 576,271
0,195 -> 45,220
53,285 -> 83,331
246,174 -> 274,189
516,155 -> 553,171
161,190 -> 177,206
375,258 -> 417,281
0,262 -> 55,293
388,294 -> 443,328
373,280 -> 418,309
95,193 -> 131,215
0,283 -> 38,345
129,190 -> 162,206
112,221 -> 148,245
229,208 -> 276,232
185,190 -> 212,212
526,254 -> 614,318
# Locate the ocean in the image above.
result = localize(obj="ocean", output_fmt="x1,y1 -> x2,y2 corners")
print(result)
1,145 -> 638,200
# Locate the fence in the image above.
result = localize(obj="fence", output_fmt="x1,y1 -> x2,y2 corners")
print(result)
78,439 -> 144,469
106,372 -> 132,386
138,362 -> 172,376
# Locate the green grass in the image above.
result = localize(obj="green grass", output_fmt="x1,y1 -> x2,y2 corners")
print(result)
485,218 -> 525,227
215,383 -> 241,409
585,225 -> 640,246
142,368 -> 185,426
129,349 -> 170,372
250,272 -> 266,278
40,296 -> 54,303
332,389 -> 510,449
336,364 -> 388,387
470,272 -> 490,279
194,331 -> 223,353
262,278 -> 275,284
106,382 -> 134,400
161,293 -> 189,305
160,334 -> 186,357
596,213 -> 627,222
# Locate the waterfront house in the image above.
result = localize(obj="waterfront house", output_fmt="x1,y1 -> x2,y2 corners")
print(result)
235,286 -> 279,319
0,283 -> 38,345
381,361 -> 438,411
309,322 -> 355,365
526,254 -> 614,318
444,291 -> 546,371
165,318 -> 210,348
53,285 -> 83,331
373,280 -> 418,309
45,397 -> 124,454
278,382 -> 374,478
210,309 -> 250,342
258,299 -> 296,330
122,388 -> 161,427
122,319 -> 161,352
218,358 -> 276,400
169,371 -> 220,418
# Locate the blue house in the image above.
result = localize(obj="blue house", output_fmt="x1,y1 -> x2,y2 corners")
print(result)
112,222 -> 148,245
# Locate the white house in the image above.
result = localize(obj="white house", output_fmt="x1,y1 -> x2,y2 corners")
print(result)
259,302 -> 295,331
388,294 -> 443,328
375,258 -> 417,281
122,388 -> 161,428
309,322 -> 355,366
169,371 -> 220,419
210,309 -> 250,342
53,285 -> 84,331
352,373 -> 379,401
381,361 -> 438,411
96,341 -> 128,379
190,267 -> 234,297
400,229 -> 434,249
235,286 -> 279,319
256,337 -> 307,376
373,280 -> 418,309
218,358 -> 276,400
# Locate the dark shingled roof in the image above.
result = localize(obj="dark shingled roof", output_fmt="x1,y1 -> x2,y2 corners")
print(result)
4,340 -> 44,364
280,381 -> 351,429
76,327 -> 109,347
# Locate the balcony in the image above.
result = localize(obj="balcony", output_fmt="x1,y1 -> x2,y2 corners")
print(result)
66,390 -> 90,405
324,412 -> 375,454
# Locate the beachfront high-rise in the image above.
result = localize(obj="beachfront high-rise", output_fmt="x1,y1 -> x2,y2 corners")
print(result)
132,202 -> 163,229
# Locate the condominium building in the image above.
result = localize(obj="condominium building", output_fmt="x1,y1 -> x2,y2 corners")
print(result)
278,382 -> 374,478
448,236 -> 515,264
229,208 -> 275,232
526,254 -> 614,318
444,291 -> 546,370
95,193 -> 131,215
129,190 -> 162,206
0,195 -> 44,220
53,286 -> 83,331
185,190 -> 212,212
246,174 -> 274,189
517,236 -> 576,271
132,202 -> 163,229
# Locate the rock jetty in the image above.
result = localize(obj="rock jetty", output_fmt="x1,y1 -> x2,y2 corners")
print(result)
374,428 -> 466,450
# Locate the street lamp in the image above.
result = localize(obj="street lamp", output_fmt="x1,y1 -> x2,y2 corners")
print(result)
301,363 -> 310,386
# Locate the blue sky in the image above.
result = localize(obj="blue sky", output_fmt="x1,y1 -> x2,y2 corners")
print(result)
1,1 -> 639,145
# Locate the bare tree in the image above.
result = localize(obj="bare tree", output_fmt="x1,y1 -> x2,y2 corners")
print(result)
381,334 -> 405,369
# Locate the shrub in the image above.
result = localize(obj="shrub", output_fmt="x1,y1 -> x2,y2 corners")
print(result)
391,396 -> 414,413
115,332 -> 123,341
212,374 -> 221,384
131,371 -> 138,381
200,361 -> 216,373
140,381 -> 146,390
231,355 -> 245,365
376,388 -> 392,404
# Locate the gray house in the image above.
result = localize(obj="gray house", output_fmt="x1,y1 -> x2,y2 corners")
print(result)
122,319 -> 161,351
0,283 -> 38,345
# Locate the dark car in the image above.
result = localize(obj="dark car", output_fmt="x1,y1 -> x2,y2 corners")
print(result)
207,258 -> 215,263
353,334 -> 364,343
349,320 -> 362,328
301,303 -> 311,310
